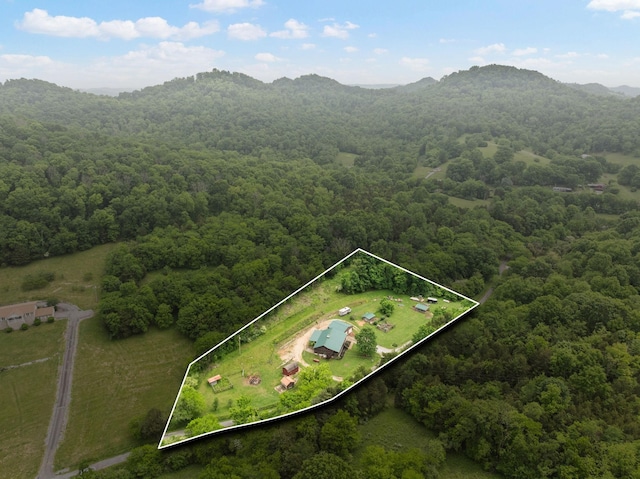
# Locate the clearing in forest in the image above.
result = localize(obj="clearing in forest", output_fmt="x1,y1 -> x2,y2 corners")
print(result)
160,249 -> 478,448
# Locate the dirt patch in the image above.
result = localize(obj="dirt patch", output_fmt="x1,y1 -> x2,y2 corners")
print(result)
277,319 -> 335,367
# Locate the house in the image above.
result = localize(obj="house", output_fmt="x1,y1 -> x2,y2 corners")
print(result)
207,374 -> 222,387
338,307 -> 351,316
587,183 -> 606,192
280,376 -> 295,390
282,362 -> 299,376
552,186 -> 572,193
362,312 -> 376,323
414,303 -> 429,313
0,301 -> 54,325
309,320 -> 353,359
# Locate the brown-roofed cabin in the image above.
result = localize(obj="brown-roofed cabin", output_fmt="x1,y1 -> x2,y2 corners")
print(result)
280,376 -> 295,390
207,374 -> 222,386
282,362 -> 299,376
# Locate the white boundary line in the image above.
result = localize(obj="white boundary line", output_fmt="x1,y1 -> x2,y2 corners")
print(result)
158,248 -> 479,448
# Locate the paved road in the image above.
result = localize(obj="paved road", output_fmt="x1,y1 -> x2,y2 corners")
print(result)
37,307 -> 93,479
53,452 -> 131,479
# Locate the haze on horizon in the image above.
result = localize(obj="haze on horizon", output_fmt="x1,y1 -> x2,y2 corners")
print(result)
1,0 -> 639,90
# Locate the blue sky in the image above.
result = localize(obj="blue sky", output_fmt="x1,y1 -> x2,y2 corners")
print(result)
0,0 -> 639,89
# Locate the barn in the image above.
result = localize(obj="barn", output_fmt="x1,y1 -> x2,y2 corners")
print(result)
282,361 -> 299,376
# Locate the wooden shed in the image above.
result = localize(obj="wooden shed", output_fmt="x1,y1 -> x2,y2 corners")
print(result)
280,376 -> 295,390
207,374 -> 222,386
282,361 -> 299,376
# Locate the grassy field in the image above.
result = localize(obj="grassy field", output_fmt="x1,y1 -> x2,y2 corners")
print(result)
0,321 -> 67,479
0,243 -> 117,310
448,196 -> 490,209
357,406 -> 503,479
336,152 -> 357,168
168,268 -> 474,441
55,319 -> 193,470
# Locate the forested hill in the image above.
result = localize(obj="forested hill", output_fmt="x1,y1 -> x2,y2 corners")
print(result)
1,64 -> 639,162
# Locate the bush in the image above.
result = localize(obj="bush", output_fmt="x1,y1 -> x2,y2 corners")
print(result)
4,327 -> 13,333
47,317 -> 55,324
20,323 -> 29,331
34,318 -> 42,326
21,271 -> 55,291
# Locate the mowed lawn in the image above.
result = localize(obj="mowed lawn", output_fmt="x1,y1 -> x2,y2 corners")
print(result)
357,406 -> 503,479
55,318 -> 193,470
0,243 -> 117,311
177,280 -> 473,431
0,321 -> 67,479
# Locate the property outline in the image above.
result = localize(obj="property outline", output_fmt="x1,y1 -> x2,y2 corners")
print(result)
159,248 -> 480,448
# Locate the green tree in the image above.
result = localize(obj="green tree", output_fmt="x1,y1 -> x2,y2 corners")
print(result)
319,410 -> 361,457
378,298 -> 395,316
355,326 -> 377,357
186,413 -> 221,437
171,385 -> 205,425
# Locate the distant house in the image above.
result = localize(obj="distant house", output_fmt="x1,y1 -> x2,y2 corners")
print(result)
280,376 -> 295,390
414,303 -> 429,313
587,183 -> 606,192
553,186 -> 573,193
338,307 -> 351,316
0,301 -> 54,324
282,362 -> 299,376
309,320 -> 353,359
426,297 -> 439,304
207,375 -> 222,387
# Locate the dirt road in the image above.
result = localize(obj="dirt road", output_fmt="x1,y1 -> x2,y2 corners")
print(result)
278,319 -> 336,367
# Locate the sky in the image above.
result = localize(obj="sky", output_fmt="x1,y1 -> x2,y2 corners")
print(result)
0,0 -> 639,90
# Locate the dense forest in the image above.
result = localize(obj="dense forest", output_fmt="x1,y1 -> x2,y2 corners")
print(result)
3,64 -> 640,478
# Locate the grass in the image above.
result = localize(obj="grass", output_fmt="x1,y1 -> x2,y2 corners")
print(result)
356,406 -> 503,479
0,319 -> 66,368
167,269 -> 475,440
336,152 -> 357,168
0,243 -> 117,310
0,344 -> 65,479
54,319 -> 193,470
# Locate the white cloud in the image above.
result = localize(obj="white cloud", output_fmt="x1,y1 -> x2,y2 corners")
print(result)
468,56 -> 485,63
322,21 -> 359,39
474,43 -> 507,55
587,0 -> 640,11
0,42 -> 225,89
227,23 -> 266,40
190,0 -> 264,13
255,52 -> 282,62
587,0 -> 640,18
301,43 -> 316,50
344,46 -> 358,53
368,33 -> 377,38
597,53 -> 610,59
513,47 -> 537,56
622,9 -> 640,18
556,51 -> 580,59
0,53 -> 53,67
439,38 -> 455,44
399,56 -> 429,72
373,48 -> 388,55
270,19 -> 309,39
17,9 -> 219,41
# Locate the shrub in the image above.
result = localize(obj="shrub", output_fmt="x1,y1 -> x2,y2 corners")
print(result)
34,318 -> 42,326
21,271 -> 55,291
47,317 -> 55,324
4,327 -> 13,333
20,323 -> 29,331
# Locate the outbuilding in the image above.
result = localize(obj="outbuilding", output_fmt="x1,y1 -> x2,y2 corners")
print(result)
282,362 -> 299,376
414,303 -> 429,313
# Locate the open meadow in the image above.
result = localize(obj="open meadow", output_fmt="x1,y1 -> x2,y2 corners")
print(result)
54,318 -> 193,470
0,320 -> 67,479
165,256 -> 476,444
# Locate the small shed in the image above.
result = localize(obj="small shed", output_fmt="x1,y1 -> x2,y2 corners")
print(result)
426,297 -> 439,304
414,303 -> 429,313
282,362 -> 299,376
362,312 -> 376,322
280,376 -> 295,390
207,374 -> 222,386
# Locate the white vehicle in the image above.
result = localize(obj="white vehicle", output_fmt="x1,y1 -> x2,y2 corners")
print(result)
338,307 -> 351,316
